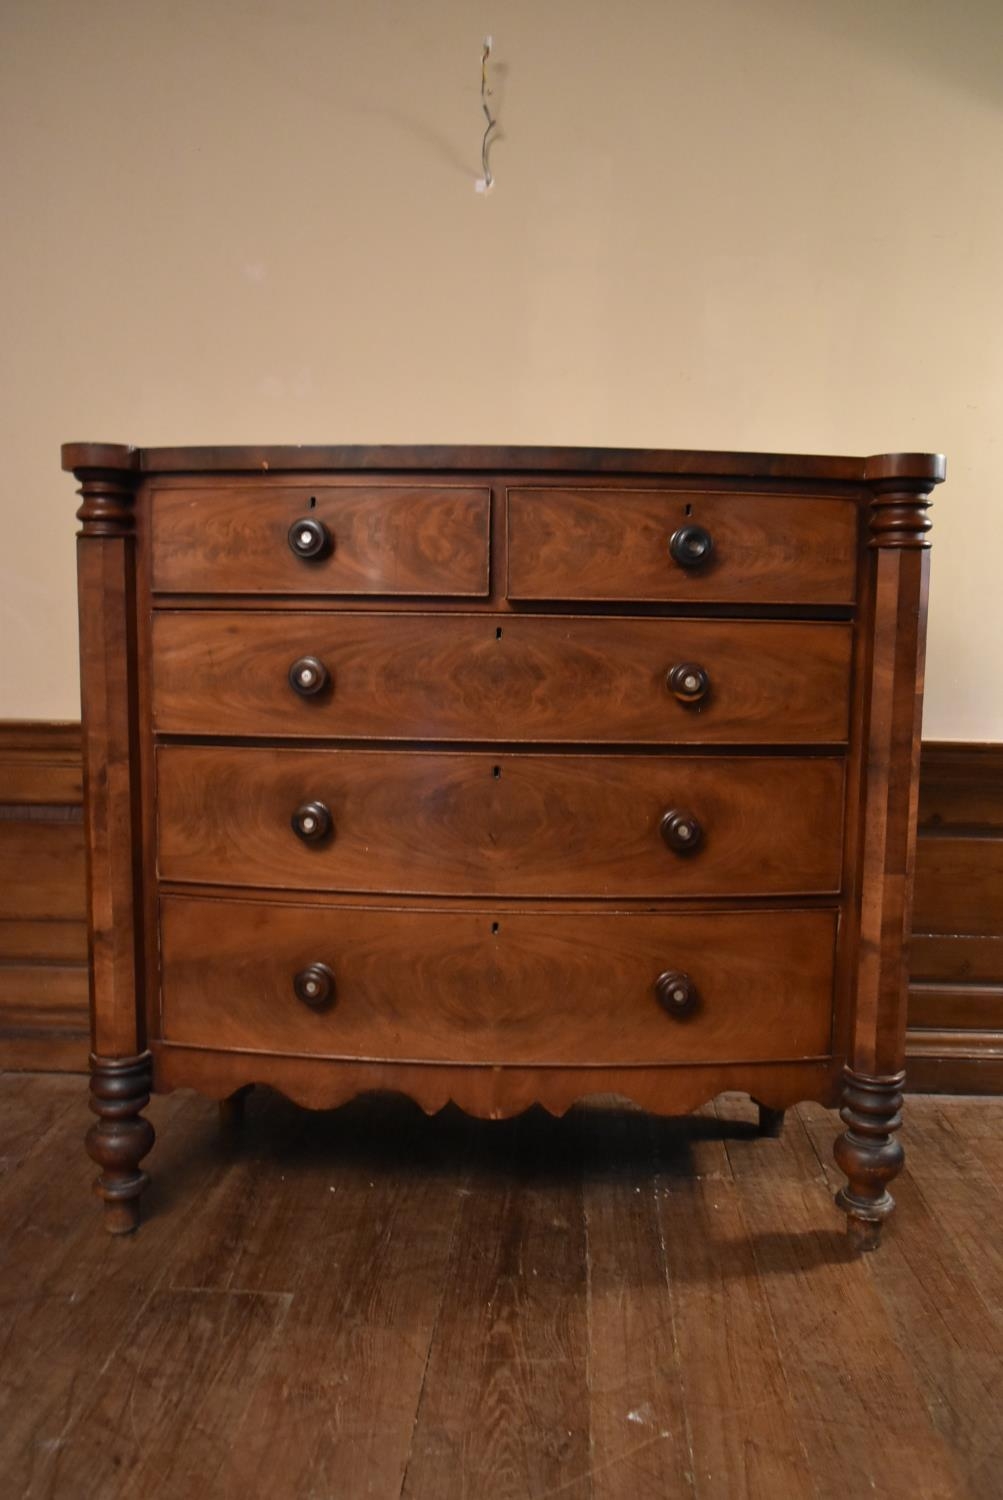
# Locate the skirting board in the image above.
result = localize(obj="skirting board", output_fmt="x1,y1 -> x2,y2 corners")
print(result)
1,723 -> 1001,1093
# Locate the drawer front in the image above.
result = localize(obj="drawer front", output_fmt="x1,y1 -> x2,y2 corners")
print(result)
151,484 -> 491,596
157,746 -> 844,897
507,488 -> 858,604
153,612 -> 852,745
160,898 -> 837,1066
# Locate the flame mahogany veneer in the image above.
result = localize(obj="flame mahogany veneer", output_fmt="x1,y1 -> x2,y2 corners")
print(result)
63,441 -> 945,1249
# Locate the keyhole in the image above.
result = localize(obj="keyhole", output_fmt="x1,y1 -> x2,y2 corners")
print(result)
491,922 -> 500,935
496,627 -> 503,640
684,502 -> 693,516
308,495 -> 317,509
493,765 -> 501,779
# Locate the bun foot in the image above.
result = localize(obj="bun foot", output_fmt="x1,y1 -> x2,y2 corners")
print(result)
833,1067 -> 904,1252
86,1053 -> 155,1235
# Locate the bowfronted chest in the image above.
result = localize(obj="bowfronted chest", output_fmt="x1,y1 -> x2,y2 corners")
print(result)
63,441 -> 944,1248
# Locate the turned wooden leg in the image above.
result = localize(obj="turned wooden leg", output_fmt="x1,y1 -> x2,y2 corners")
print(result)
833,1068 -> 905,1252
219,1084 -> 253,1130
86,1052 -> 155,1235
755,1102 -> 786,1138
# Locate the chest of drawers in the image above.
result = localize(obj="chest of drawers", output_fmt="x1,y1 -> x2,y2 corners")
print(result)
63,442 -> 945,1250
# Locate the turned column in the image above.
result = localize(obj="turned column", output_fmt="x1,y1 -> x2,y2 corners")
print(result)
64,443 -> 153,1234
835,453 -> 945,1250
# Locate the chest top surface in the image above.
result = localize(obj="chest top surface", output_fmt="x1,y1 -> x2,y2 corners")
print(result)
62,441 -> 946,486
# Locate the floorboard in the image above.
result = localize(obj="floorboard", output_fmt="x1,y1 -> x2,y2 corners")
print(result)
0,1076 -> 1000,1500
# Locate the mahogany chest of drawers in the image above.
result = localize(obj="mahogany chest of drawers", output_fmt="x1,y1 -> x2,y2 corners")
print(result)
63,442 -> 945,1249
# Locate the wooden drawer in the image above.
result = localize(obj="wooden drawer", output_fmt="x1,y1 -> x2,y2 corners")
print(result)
159,897 -> 837,1066
507,488 -> 858,604
151,484 -> 491,596
152,611 -> 852,745
156,746 -> 845,898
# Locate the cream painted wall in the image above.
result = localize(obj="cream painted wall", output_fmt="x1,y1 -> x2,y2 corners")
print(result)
1,0 -> 1000,735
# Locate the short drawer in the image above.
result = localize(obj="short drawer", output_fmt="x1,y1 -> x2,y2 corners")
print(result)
159,897 -> 837,1066
507,488 -> 858,604
152,612 -> 852,745
151,484 -> 491,596
156,746 -> 845,898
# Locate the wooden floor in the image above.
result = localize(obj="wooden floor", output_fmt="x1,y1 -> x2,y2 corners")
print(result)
2,1078 -> 1002,1500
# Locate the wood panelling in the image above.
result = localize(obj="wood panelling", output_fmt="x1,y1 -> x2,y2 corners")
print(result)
2,725 -> 1001,1088
908,742 -> 1003,1092
0,721 -> 82,803
913,837 -> 1003,936
0,722 -> 88,1070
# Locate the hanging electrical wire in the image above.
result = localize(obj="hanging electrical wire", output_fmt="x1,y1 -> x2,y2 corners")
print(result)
476,35 -> 497,192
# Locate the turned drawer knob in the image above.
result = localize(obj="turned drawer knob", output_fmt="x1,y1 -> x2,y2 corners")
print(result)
289,656 -> 330,697
655,970 -> 698,1018
667,663 -> 710,704
669,523 -> 714,569
291,800 -> 332,843
294,962 -> 336,1009
288,516 -> 331,560
660,807 -> 703,853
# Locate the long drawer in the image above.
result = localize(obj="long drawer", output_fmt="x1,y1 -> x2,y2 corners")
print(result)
152,612 -> 852,745
159,897 -> 837,1066
507,488 -> 858,604
151,484 -> 491,596
156,746 -> 845,898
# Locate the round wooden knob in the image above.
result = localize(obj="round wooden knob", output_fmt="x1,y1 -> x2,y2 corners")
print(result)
668,524 -> 714,569
660,808 -> 703,853
294,962 -> 336,1009
291,801 -> 332,843
667,663 -> 710,704
288,656 -> 330,698
655,970 -> 698,1018
287,516 -> 331,560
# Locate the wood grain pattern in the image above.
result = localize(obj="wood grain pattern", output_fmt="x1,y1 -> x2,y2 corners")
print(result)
908,983 -> 1003,1029
399,1112 -> 591,1500
156,745 -> 846,898
507,487 -> 859,604
0,720 -> 82,803
918,742 -> 1003,831
0,722 -> 89,1071
908,741 -> 1003,1091
152,611 -> 852,745
724,1094 -> 969,1496
159,896 -> 837,1066
205,1098 -> 469,1497
913,836 -> 1003,936
834,468 -> 941,1246
153,1045 -> 840,1119
910,932 -> 1003,985
575,1107 -> 695,1497
151,484 -> 491,596
74,468 -> 153,1230
62,441 -> 946,1240
5,1075 -> 999,1500
5,727 -> 983,1082
0,817 -> 85,921
62,440 -> 947,485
